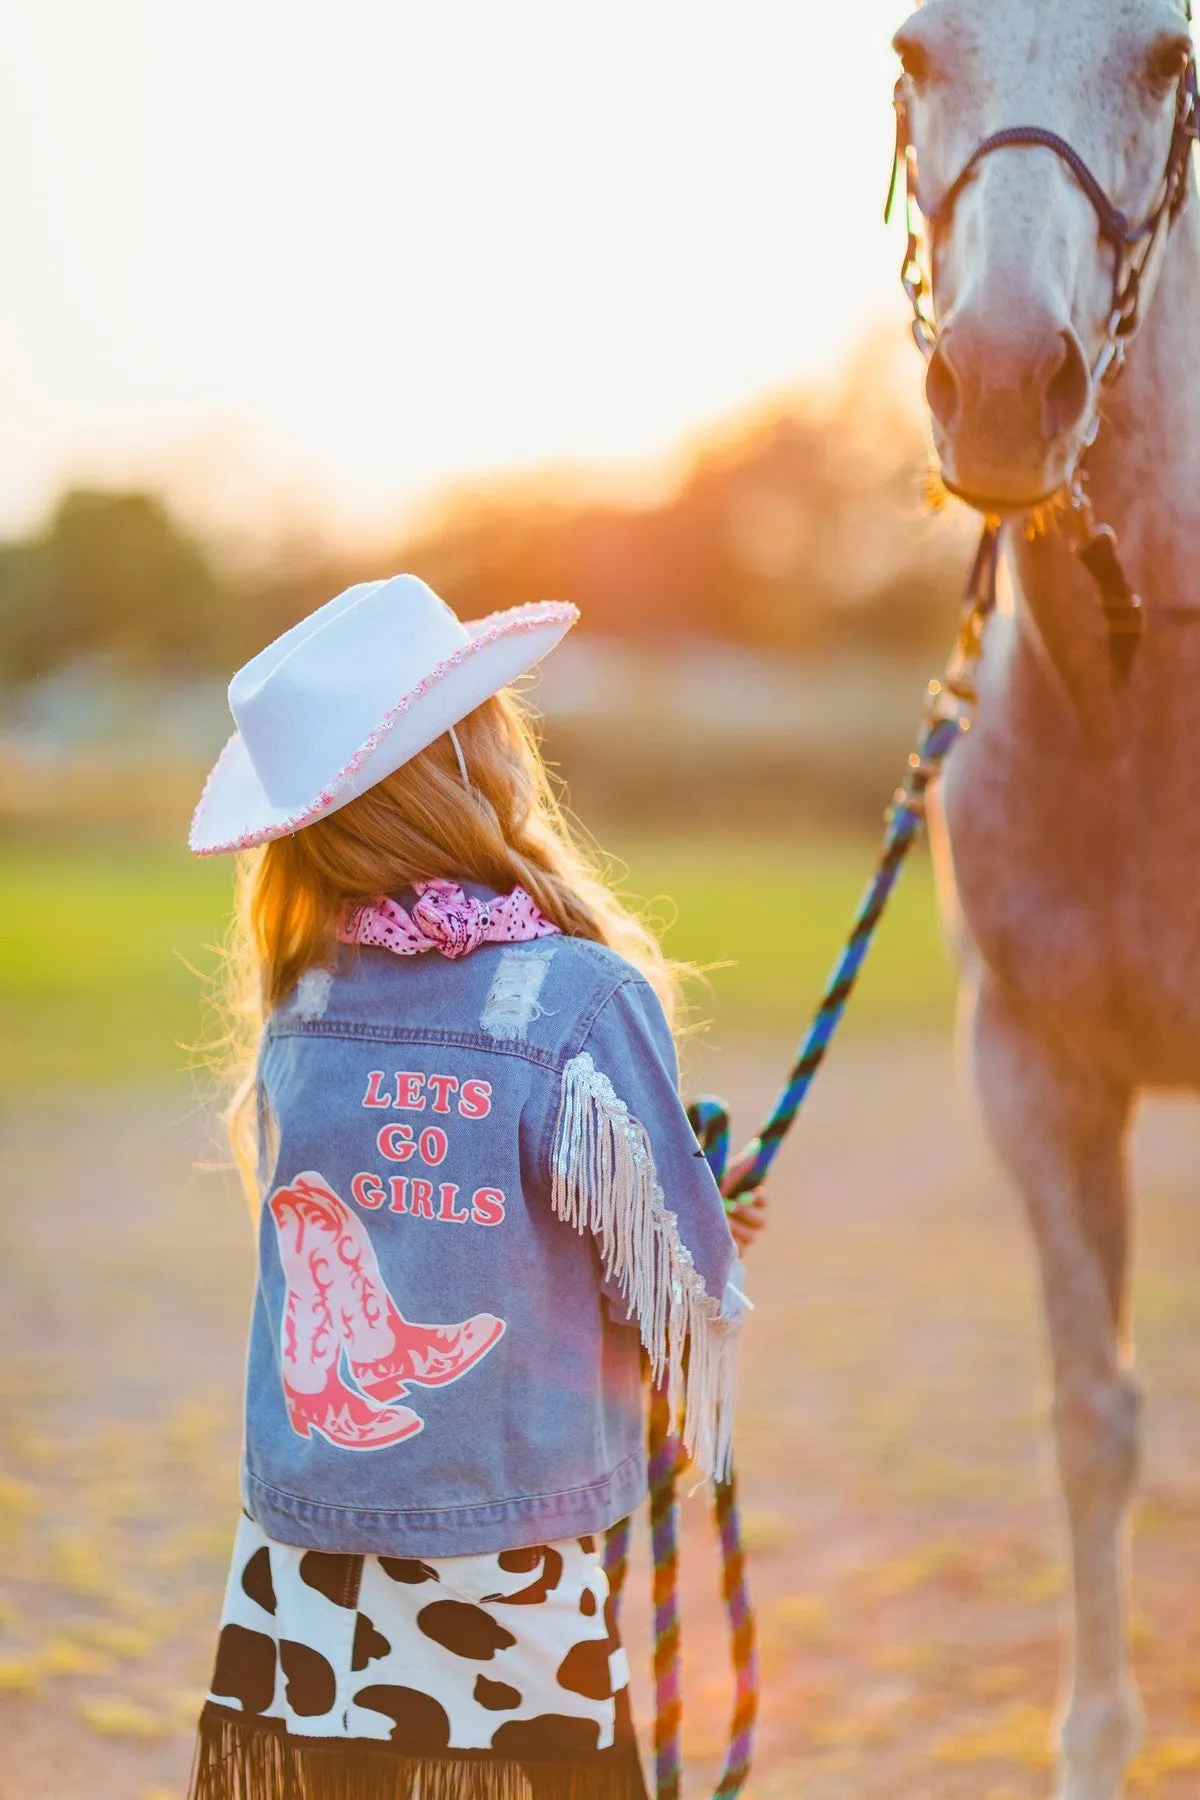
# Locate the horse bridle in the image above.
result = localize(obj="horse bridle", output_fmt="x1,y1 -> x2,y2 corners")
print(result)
884,39 -> 1200,678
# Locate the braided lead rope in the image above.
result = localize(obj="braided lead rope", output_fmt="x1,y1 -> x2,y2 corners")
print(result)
721,518 -> 1000,1203
603,523 -> 999,1798
648,1384 -> 685,1800
639,1373 -> 758,1800
710,1464 -> 756,1800
603,1096 -> 759,1800
688,1099 -> 759,1800
603,1513 -> 633,1605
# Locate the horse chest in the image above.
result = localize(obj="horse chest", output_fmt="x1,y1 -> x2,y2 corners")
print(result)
938,724 -> 1200,1085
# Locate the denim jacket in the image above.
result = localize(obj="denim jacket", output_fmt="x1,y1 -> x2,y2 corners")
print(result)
243,897 -> 740,1558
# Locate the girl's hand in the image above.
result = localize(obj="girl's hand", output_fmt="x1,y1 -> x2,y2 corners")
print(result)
726,1191 -> 769,1252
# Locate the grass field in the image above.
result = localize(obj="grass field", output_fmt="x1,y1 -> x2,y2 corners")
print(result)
5,836 -> 1200,1799
0,835 -> 956,1092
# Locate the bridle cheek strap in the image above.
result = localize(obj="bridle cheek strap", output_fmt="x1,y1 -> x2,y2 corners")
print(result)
885,52 -> 1200,682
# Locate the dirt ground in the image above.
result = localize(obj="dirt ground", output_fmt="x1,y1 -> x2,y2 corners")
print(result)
1,1034 -> 1198,1800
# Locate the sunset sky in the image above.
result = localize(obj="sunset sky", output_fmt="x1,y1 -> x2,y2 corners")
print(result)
1,0 -> 910,542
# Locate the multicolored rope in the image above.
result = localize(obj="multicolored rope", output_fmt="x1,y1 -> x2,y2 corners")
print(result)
602,1512 -> 633,1606
710,1459 -> 756,1800
682,1099 -> 758,1798
625,1370 -> 757,1800
648,1385 -> 685,1800
687,1098 -> 731,1185
721,519 -> 1000,1203
604,519 -> 1001,1800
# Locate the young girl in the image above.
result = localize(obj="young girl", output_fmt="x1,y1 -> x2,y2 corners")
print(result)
187,574 -> 755,1800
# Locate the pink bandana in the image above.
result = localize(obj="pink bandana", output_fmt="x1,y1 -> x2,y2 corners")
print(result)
338,878 -> 561,961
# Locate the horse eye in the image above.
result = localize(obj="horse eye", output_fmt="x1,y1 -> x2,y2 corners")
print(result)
1146,37 -> 1190,87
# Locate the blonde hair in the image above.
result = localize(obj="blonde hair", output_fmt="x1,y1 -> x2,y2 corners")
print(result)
216,688 -> 685,1195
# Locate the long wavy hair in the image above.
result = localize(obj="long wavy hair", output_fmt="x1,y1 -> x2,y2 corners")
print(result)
214,687 -> 686,1196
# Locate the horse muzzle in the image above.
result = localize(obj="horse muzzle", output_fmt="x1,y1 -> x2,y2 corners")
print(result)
925,310 -> 1094,513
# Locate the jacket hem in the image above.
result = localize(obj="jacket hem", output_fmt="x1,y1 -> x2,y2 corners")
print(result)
240,1455 -> 647,1557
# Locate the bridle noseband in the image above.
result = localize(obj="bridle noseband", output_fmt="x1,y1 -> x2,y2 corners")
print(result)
884,45 -> 1200,680
886,54 -> 1199,381
935,124 -> 1171,248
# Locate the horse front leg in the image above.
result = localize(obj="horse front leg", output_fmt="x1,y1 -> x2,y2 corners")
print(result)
971,979 -> 1141,1800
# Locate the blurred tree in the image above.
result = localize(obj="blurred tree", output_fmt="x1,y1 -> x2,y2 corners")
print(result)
0,339 -> 974,689
0,488 -> 221,682
379,335 -> 969,659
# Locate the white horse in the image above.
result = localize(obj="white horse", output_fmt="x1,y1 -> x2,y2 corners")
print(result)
892,2 -> 1200,1795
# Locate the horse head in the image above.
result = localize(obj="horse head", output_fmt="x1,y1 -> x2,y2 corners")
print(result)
893,0 -> 1196,511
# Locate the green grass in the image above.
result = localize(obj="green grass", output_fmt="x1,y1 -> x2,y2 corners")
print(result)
0,845 -> 235,1093
623,836 -> 955,1038
0,836 -> 956,1093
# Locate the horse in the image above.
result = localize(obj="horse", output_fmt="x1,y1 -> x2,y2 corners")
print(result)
890,1 -> 1200,1795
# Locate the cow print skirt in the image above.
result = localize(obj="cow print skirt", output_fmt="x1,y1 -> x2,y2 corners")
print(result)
188,1513 -> 649,1800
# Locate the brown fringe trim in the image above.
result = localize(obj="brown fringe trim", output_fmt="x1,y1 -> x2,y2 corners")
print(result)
189,1704 -> 650,1800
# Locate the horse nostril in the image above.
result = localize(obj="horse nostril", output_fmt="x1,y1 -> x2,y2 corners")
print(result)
1043,329 -> 1091,441
926,339 -> 961,432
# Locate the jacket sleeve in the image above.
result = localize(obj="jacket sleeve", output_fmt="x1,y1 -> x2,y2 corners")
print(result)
548,974 -> 741,1479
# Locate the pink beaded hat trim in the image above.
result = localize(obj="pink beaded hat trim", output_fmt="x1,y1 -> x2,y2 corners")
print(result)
189,596 -> 578,856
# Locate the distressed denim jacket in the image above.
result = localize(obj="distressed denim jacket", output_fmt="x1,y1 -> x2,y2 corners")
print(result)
243,896 -> 740,1558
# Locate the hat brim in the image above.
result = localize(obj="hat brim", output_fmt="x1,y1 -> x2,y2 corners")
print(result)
188,600 -> 578,855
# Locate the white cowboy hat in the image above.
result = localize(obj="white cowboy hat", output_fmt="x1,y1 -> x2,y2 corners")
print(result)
188,574 -> 578,855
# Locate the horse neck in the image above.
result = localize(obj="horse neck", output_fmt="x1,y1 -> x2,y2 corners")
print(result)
1008,193 -> 1200,734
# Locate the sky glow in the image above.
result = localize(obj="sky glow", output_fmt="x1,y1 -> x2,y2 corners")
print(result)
0,0 -> 911,540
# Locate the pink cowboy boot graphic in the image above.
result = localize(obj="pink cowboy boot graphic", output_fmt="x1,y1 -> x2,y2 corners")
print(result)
268,1174 -> 504,1447
350,1308 -> 506,1404
269,1180 -> 423,1449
